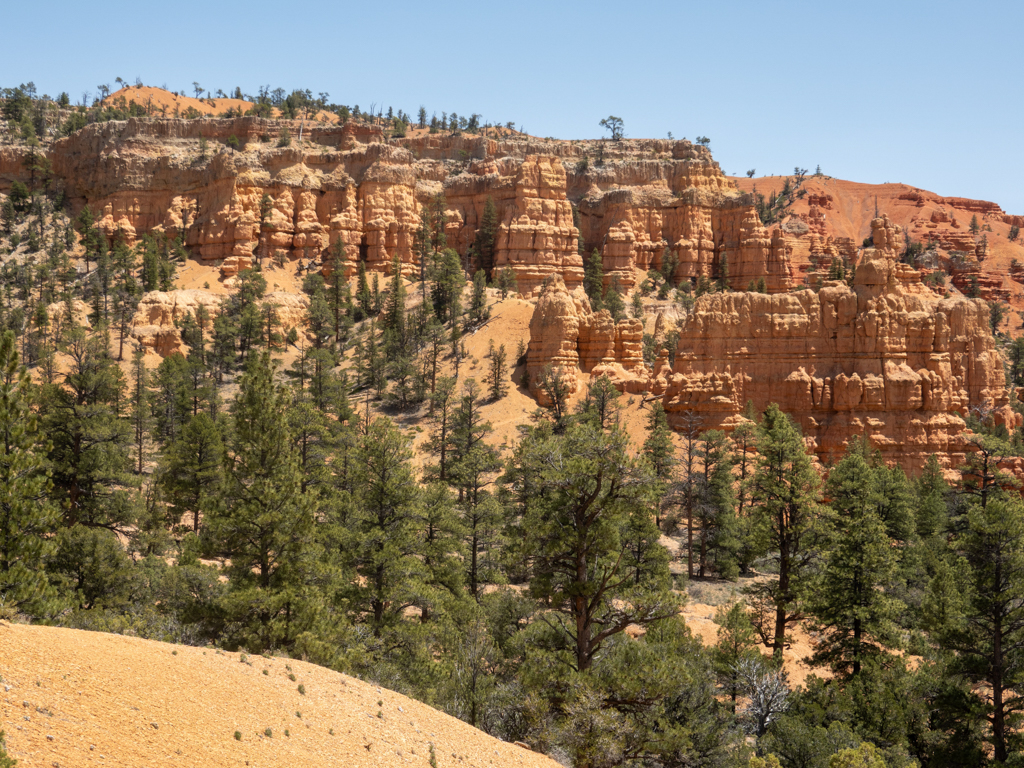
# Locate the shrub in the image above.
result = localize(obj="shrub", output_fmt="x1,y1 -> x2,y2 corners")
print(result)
234,731 -> 242,741
277,127 -> 291,147
264,728 -> 272,738
297,684 -> 305,695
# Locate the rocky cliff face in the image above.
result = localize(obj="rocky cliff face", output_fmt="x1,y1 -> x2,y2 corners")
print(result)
528,217 -> 1019,473
3,117 -> 797,296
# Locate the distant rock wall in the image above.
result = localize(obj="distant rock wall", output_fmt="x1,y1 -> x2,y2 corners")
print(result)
7,120 -> 798,297
527,217 -> 1019,473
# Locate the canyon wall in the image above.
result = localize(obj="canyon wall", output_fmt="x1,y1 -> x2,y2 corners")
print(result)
3,118 -> 796,296
528,217 -> 1019,473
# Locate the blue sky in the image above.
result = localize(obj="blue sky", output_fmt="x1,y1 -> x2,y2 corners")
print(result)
4,0 -> 1022,211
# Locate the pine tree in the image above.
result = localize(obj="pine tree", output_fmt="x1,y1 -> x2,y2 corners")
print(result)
448,379 -> 503,598
207,353 -> 316,653
306,289 -> 333,349
467,269 -> 489,330
426,376 -> 458,481
422,319 -> 448,396
577,373 -> 621,430
418,482 -> 465,622
713,602 -> 759,712
42,328 -> 133,531
807,445 -> 902,677
924,495 -> 1024,762
536,363 -> 571,428
381,253 -> 407,352
152,353 -> 190,442
643,401 -> 674,529
431,248 -> 465,328
287,399 -> 335,494
496,266 -> 517,300
660,250 -> 679,288
584,249 -> 604,310
158,412 -> 224,533
744,403 -> 824,661
344,416 -> 426,636
129,346 -> 153,475
729,418 -> 767,574
507,419 -> 678,673
695,429 -> 738,578
716,252 -> 730,292
356,258 -> 373,320
0,330 -> 59,616
474,196 -> 498,276
915,453 -> 949,540
486,341 -> 508,401
604,282 -> 625,321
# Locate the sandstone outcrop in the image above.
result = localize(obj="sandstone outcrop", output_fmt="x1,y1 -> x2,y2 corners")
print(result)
4,117 -> 800,300
526,276 -> 644,402
528,217 -> 1020,473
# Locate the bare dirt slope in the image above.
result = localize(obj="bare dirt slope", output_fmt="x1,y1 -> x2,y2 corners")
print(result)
102,85 -> 340,123
0,623 -> 558,768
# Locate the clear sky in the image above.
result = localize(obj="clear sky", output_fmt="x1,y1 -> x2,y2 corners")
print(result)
4,0 -> 1022,211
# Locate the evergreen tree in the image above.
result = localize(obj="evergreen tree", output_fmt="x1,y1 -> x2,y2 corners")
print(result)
604,281 -> 625,321
729,416 -> 766,575
536,363 -> 571,428
467,269 -> 489,330
431,248 -> 465,327
381,253 -> 407,352
643,401 -> 674,529
925,495 -> 1024,762
417,481 -> 465,622
474,196 -> 498,277
584,249 -> 604,311
807,445 -> 903,677
695,429 -> 739,578
42,328 -> 133,531
577,373 -> 621,431
426,376 -> 458,481
496,266 -> 517,300
129,346 -> 153,475
306,289 -> 333,349
716,252 -> 730,291
0,330 -> 59,616
206,353 -> 316,653
486,341 -> 508,402
344,417 -> 426,636
507,419 -> 677,673
355,258 -> 373,321
915,453 -> 950,541
422,318 -> 448,396
448,379 -> 503,598
287,399 -> 335,494
152,353 -> 190,442
744,403 -> 824,661
660,250 -> 679,288
713,602 -> 759,712
158,412 -> 224,534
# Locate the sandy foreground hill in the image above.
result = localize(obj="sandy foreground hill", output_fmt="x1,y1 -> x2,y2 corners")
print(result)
0,623 -> 558,768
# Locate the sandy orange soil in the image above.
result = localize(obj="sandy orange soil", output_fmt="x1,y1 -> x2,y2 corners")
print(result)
102,86 -> 339,123
0,622 -> 559,768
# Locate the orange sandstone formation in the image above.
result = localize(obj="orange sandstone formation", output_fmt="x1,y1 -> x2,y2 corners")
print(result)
528,217 -> 1020,473
526,275 -> 644,402
3,117 -> 797,298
